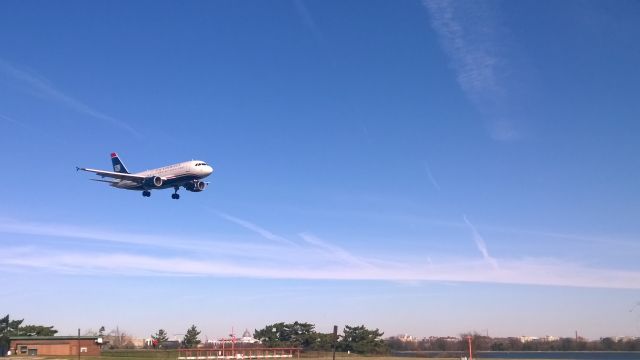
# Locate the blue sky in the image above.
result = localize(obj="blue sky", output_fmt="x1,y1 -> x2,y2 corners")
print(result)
1,0 -> 639,340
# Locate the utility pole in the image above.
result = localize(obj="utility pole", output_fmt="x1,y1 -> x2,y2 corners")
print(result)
467,336 -> 473,360
77,328 -> 81,360
332,326 -> 338,360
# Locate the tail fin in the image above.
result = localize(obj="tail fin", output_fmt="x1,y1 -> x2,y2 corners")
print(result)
111,152 -> 130,174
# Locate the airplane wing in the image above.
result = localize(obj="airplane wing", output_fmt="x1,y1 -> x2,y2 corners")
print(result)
77,167 -> 147,183
90,178 -> 119,184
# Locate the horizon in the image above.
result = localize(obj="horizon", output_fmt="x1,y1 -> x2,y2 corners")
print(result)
12,322 -> 637,344
1,0 -> 639,341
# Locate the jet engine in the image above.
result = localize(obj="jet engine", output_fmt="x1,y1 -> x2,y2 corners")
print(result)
185,180 -> 207,192
143,176 -> 164,188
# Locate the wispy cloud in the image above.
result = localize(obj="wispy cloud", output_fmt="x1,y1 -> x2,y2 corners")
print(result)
0,58 -> 140,137
463,214 -> 499,269
423,0 -> 518,141
299,232 -> 374,269
0,113 -> 26,128
216,212 -> 376,269
217,212 -> 393,272
0,112 -> 70,146
1,216 -> 640,289
0,217 -> 292,260
293,0 -> 325,44
329,209 -> 640,250
216,212 -> 298,247
424,161 -> 441,191
477,223 -> 640,250
2,246 -> 640,289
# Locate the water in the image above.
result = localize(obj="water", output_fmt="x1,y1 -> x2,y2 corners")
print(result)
479,351 -> 640,360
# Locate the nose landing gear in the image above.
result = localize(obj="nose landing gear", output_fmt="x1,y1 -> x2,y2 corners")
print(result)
142,190 -> 151,197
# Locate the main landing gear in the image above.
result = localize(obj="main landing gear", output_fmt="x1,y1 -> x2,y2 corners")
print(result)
141,188 -> 180,199
171,186 -> 180,200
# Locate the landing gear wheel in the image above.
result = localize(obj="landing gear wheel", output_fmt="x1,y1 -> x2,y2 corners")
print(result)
171,193 -> 180,200
142,190 -> 151,197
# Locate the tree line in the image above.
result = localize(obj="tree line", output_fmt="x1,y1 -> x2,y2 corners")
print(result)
4,314 -> 639,355
386,333 -> 640,353
252,322 -> 386,354
1,315 -> 386,355
97,322 -> 386,354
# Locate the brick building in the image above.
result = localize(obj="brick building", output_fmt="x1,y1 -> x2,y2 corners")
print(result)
9,336 -> 101,356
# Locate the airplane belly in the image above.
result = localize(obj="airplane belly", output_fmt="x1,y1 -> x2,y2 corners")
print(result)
115,180 -> 142,190
163,175 -> 200,187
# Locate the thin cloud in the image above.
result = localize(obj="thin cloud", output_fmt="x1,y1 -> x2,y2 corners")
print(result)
0,58 -> 140,137
216,212 -> 299,247
299,232 -> 374,269
0,217 -> 295,261
424,161 -> 441,191
293,0 -> 325,44
217,213 -> 374,268
2,216 -> 640,289
2,246 -> 640,289
0,113 -> 26,128
463,215 -> 499,270
423,0 -> 518,141
0,113 -> 70,146
330,210 -> 640,250
478,223 -> 640,250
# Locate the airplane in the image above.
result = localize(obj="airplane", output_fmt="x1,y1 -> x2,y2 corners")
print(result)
77,153 -> 213,199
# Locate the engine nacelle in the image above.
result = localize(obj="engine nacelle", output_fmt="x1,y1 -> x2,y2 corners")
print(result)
143,176 -> 163,188
185,180 -> 207,192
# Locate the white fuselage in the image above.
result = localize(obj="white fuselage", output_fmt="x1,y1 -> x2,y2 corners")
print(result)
114,160 -> 213,190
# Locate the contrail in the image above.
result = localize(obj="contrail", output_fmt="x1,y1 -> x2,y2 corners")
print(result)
463,214 -> 499,269
423,0 -> 518,141
424,161 -> 441,191
216,212 -> 298,247
0,113 -> 25,127
0,58 -> 140,137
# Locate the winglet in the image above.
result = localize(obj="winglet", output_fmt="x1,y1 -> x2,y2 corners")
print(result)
76,166 -> 80,172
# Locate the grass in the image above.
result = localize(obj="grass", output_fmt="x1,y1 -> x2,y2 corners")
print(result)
33,357 -> 458,360
15,351 -> 465,360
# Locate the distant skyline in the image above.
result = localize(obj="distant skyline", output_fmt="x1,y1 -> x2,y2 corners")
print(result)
1,0 -> 639,340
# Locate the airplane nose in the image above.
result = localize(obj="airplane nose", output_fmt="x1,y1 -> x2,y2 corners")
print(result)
206,165 -> 213,175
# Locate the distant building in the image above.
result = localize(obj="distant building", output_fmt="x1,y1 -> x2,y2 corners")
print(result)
519,336 -> 539,343
240,329 -> 259,344
614,336 -> 638,342
129,338 -> 146,348
426,336 -> 459,342
160,341 -> 181,349
396,334 -> 417,342
9,336 -> 101,356
518,335 -> 559,343
203,329 -> 259,346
